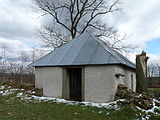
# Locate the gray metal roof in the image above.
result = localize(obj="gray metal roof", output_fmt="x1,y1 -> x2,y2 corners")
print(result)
29,32 -> 135,68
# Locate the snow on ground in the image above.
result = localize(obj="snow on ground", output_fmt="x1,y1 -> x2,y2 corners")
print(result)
0,85 -> 124,109
136,98 -> 160,116
0,84 -> 160,116
0,85 -> 24,96
18,94 -> 125,109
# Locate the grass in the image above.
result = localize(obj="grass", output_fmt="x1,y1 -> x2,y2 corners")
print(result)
148,88 -> 160,93
0,84 -> 159,120
0,95 -> 158,120
0,94 -> 141,120
147,88 -> 160,98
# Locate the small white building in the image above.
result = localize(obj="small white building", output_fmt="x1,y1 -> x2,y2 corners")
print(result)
30,32 -> 136,103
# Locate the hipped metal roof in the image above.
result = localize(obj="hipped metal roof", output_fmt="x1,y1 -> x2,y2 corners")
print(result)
29,32 -> 135,68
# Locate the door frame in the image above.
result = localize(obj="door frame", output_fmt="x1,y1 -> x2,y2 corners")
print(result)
62,66 -> 85,101
68,68 -> 82,101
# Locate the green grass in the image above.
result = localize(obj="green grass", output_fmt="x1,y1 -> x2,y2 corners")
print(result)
0,94 -> 143,120
0,84 -> 159,120
147,88 -> 160,98
148,88 -> 160,93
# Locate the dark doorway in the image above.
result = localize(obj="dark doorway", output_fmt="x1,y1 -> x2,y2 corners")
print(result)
68,68 -> 82,101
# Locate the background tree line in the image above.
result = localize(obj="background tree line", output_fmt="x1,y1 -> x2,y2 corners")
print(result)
0,44 -> 49,84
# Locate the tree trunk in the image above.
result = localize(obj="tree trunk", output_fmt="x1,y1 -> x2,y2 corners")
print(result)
136,51 -> 149,93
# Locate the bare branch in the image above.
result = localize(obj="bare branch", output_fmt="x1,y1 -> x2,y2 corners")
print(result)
33,0 -> 133,53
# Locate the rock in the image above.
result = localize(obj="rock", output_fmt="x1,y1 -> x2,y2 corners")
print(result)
116,90 -> 127,99
34,88 -> 43,96
142,94 -> 151,100
118,84 -> 128,90
114,84 -> 155,110
115,85 -> 136,100
137,100 -> 153,110
126,98 -> 134,104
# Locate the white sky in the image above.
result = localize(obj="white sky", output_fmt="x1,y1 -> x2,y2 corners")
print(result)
117,0 -> 160,47
0,0 -> 159,62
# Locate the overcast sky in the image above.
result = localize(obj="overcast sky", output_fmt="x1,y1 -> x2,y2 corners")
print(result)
0,0 -> 159,63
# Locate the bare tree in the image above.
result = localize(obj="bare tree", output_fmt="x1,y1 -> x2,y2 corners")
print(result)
100,31 -> 138,54
34,0 -> 123,48
0,44 -> 9,67
148,60 -> 160,77
0,44 -> 11,82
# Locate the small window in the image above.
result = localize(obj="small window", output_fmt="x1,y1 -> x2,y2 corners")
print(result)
131,74 -> 133,90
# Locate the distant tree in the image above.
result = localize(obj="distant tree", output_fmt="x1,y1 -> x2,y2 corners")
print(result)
33,0 -> 125,48
0,44 -> 11,81
0,44 -> 10,67
148,61 -> 160,77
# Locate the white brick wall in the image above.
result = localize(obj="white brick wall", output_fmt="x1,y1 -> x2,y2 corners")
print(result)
35,67 -> 63,98
84,65 -> 116,102
35,65 -> 136,103
114,66 -> 136,91
84,65 -> 136,103
35,67 -> 43,89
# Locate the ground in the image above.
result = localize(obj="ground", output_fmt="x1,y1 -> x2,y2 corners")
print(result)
0,83 -> 159,120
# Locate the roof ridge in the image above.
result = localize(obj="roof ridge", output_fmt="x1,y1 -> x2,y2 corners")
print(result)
98,39 -> 123,63
88,39 -> 99,64
99,40 -> 135,67
69,34 -> 91,64
113,50 -> 135,66
88,34 -> 122,63
89,33 -> 135,67
29,31 -> 135,68
47,38 -> 75,65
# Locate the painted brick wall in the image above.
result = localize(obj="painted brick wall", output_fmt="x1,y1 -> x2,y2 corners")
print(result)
35,67 -> 43,89
114,66 -> 136,91
35,65 -> 136,103
84,65 -> 136,103
35,67 -> 63,98
84,65 -> 116,102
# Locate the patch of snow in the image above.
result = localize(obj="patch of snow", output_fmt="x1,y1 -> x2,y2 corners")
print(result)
0,85 -> 131,110
74,112 -> 79,115
0,86 -> 24,96
0,84 -> 159,116
81,99 -> 125,109
17,94 -> 125,109
98,111 -> 103,114
136,94 -> 142,98
17,92 -> 23,97
23,95 -> 79,105
10,88 -> 21,91
0,85 -> 5,90
2,90 -> 11,96
136,99 -> 160,116
27,90 -> 35,94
